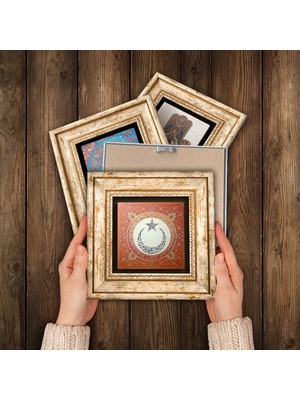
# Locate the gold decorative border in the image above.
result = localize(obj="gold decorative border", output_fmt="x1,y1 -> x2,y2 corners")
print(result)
105,190 -> 196,281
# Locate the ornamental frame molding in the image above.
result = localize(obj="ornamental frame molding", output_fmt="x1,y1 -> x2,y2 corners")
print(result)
139,72 -> 246,148
87,171 -> 216,300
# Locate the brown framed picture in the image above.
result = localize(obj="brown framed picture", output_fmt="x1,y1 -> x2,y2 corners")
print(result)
139,73 -> 246,148
49,96 -> 168,232
87,171 -> 216,300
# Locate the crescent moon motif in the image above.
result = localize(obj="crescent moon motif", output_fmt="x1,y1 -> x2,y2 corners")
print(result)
137,227 -> 167,255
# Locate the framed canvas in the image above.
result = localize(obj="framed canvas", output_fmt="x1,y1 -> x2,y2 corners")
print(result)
103,142 -> 228,232
139,73 -> 246,148
49,96 -> 168,232
87,171 -> 216,300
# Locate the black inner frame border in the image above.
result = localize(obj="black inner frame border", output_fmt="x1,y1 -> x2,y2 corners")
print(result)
156,97 -> 217,146
112,196 -> 190,274
76,122 -> 143,182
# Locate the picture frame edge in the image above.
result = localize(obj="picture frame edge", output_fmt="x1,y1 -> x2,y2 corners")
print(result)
88,171 -> 215,300
138,72 -> 247,148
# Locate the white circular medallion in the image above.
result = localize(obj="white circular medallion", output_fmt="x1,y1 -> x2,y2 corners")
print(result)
132,218 -> 171,256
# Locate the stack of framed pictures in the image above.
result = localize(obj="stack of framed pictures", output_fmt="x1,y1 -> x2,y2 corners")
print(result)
50,73 -> 246,300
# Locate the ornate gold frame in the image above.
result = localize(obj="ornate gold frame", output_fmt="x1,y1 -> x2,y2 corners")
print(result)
139,73 -> 246,147
87,171 -> 215,300
49,96 -> 168,232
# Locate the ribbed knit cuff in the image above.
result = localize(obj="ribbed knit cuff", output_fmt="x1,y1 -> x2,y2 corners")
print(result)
41,323 -> 90,350
208,317 -> 254,350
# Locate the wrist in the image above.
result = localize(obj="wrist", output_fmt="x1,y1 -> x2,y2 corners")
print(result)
56,318 -> 86,327
56,308 -> 86,327
216,310 -> 243,322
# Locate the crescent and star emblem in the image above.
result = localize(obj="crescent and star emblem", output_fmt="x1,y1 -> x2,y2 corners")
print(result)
136,219 -> 167,255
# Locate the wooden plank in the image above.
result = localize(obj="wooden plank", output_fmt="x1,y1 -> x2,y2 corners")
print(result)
180,50 -> 212,349
78,50 -> 131,349
180,51 -> 211,95
0,51 -> 26,349
211,51 -> 263,349
130,50 -> 182,349
263,51 -> 300,350
131,51 -> 181,86
27,51 -> 77,349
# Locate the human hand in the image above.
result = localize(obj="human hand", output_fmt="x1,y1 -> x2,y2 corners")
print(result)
56,216 -> 98,326
206,222 -> 244,322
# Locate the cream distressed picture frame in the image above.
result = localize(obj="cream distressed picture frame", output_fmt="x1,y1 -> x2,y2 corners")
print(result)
49,96 -> 168,232
139,73 -> 246,147
87,171 -> 216,300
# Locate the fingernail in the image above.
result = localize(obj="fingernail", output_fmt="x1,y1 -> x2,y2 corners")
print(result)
76,246 -> 84,256
217,253 -> 225,264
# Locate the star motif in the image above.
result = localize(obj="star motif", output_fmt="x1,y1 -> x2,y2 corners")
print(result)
145,219 -> 159,231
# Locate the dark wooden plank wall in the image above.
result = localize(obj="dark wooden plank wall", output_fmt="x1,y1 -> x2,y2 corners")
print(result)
26,51 -> 77,349
0,50 -> 298,350
263,51 -> 300,350
0,51 -> 26,349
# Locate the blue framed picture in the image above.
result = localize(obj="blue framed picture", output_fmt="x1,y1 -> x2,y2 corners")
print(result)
76,123 -> 142,180
50,96 -> 168,232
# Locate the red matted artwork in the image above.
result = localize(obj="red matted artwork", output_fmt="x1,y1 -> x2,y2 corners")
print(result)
116,200 -> 188,271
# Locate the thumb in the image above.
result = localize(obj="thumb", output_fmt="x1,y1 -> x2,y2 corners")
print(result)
73,245 -> 87,279
215,253 -> 232,289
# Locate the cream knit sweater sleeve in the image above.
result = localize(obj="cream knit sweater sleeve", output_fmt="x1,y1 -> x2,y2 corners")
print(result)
41,323 -> 90,350
41,317 -> 254,350
208,317 -> 254,350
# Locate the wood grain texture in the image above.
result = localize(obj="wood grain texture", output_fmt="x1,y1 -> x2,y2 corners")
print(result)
131,300 -> 181,349
78,50 -> 130,349
212,51 -> 263,349
131,50 -> 181,97
0,51 -> 26,349
130,50 -> 182,349
180,51 -> 211,96
78,50 -> 130,119
263,51 -> 300,350
180,50 -> 212,349
26,51 -> 77,349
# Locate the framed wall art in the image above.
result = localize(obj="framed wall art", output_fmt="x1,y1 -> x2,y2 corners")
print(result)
49,96 -> 168,232
139,73 -> 246,148
87,171 -> 216,300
